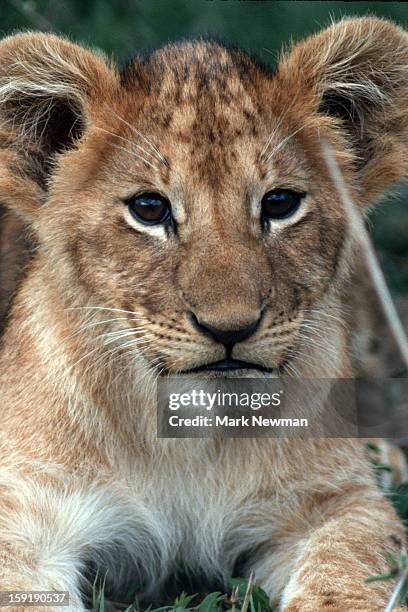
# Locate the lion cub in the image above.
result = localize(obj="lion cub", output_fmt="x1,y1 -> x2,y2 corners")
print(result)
1,18 -> 408,611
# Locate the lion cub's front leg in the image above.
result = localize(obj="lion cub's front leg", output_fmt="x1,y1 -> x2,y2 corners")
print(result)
0,474 -> 115,612
1,550 -> 85,612
278,493 -> 403,611
1,522 -> 86,612
0,562 -> 84,612
249,443 -> 406,611
268,491 -> 404,611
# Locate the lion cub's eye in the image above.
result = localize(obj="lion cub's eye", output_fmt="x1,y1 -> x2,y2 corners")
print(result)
127,192 -> 171,225
261,189 -> 305,221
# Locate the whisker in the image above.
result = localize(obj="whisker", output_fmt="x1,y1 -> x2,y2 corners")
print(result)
95,125 -> 161,169
70,306 -> 146,316
98,327 -> 152,341
65,344 -> 103,373
80,332 -> 155,379
102,335 -> 153,351
70,317 -> 132,337
281,358 -> 302,378
110,109 -> 169,168
297,333 -> 339,361
303,308 -> 347,329
260,101 -> 296,160
109,142 -> 159,171
291,342 -> 338,372
264,125 -> 306,163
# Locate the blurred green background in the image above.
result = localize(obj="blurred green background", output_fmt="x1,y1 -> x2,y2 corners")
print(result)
1,0 -> 408,292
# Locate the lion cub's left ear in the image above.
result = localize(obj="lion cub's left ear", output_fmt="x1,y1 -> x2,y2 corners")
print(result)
277,18 -> 408,203
0,32 -> 119,216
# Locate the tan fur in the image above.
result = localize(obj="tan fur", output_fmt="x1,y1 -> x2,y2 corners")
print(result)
1,19 -> 408,611
0,209 -> 31,331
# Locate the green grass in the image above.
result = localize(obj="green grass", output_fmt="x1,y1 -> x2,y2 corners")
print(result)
92,575 -> 275,612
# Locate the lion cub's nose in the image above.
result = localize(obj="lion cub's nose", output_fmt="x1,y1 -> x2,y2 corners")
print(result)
190,313 -> 261,348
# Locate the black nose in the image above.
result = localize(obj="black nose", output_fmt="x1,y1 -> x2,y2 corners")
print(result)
190,313 -> 261,348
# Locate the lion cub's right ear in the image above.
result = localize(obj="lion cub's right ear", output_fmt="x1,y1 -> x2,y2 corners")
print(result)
0,32 -> 118,217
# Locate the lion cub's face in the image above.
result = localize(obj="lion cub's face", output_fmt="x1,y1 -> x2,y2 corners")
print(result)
42,42 -> 345,375
2,21 -> 407,376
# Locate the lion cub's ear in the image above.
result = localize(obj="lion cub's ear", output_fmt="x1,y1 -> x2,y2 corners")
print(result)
0,32 -> 118,216
277,18 -> 408,203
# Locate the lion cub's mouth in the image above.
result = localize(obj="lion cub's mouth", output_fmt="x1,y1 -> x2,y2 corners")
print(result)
182,358 -> 273,375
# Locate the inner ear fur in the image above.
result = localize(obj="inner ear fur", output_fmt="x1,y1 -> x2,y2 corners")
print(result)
277,17 -> 408,203
0,32 -> 118,215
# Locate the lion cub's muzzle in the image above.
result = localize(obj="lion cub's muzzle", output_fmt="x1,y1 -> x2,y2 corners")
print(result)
184,311 -> 271,374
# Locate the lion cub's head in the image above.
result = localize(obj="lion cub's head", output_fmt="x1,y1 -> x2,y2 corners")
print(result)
1,19 -> 408,378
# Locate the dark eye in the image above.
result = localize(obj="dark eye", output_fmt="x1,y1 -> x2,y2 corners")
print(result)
127,192 -> 171,226
261,189 -> 305,221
